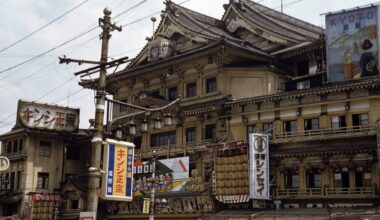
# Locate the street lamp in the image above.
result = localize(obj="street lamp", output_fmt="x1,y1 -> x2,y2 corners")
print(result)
128,121 -> 136,136
164,114 -> 172,126
154,117 -> 162,129
141,119 -> 149,132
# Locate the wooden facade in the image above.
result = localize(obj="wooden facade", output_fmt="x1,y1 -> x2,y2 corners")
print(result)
81,0 -> 380,218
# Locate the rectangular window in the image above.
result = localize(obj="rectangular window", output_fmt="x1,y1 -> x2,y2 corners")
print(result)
133,136 -> 142,149
151,131 -> 176,147
119,99 -> 128,113
304,118 -> 319,130
3,173 -> 9,190
331,116 -> 346,128
307,169 -> 321,188
39,141 -> 51,157
149,90 -> 160,98
283,120 -> 297,133
352,113 -> 368,126
296,81 -> 310,90
6,142 -> 11,154
206,77 -> 217,93
247,125 -> 256,138
262,123 -> 273,134
37,173 -> 49,189
10,172 -> 15,190
12,140 -> 18,153
18,139 -> 23,152
186,82 -> 196,97
205,124 -> 216,140
286,171 -> 299,188
66,144 -> 80,160
186,127 -> 196,143
16,171 -> 21,190
168,86 -> 178,101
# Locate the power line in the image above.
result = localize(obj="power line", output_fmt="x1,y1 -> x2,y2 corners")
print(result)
0,0 -> 89,53
0,0 -> 149,76
121,0 -> 191,27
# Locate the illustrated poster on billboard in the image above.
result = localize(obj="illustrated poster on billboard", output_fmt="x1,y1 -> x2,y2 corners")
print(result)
326,6 -> 379,82
133,157 -> 189,195
101,139 -> 135,201
248,133 -> 270,200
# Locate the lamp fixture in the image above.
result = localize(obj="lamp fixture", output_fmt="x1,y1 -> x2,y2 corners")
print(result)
164,113 -> 173,126
141,119 -> 148,132
115,125 -> 123,139
128,121 -> 136,135
154,117 -> 162,129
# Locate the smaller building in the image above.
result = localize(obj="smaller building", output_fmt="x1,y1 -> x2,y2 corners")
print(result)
0,100 -> 91,220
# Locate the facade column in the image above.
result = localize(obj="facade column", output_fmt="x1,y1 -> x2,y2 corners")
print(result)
298,162 -> 306,191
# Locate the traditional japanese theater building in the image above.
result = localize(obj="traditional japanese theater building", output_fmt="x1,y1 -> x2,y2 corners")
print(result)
79,0 -> 380,218
0,100 -> 91,220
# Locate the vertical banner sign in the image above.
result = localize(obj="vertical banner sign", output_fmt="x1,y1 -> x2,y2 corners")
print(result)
101,139 -> 135,201
142,199 -> 150,214
326,6 -> 379,82
248,133 -> 269,200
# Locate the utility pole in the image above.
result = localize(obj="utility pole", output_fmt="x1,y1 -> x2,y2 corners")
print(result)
87,7 -> 122,213
59,7 -> 122,214
149,151 -> 157,220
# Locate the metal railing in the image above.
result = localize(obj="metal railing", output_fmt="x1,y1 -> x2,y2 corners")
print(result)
135,139 -> 215,158
272,125 -> 375,143
1,150 -> 27,160
275,187 -> 376,199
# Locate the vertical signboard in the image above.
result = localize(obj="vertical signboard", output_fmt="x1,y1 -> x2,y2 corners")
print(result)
326,6 -> 379,82
248,133 -> 269,200
101,139 -> 135,201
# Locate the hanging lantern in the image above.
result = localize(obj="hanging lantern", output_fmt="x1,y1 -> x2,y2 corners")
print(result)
164,114 -> 173,126
154,117 -> 162,129
128,121 -> 136,135
141,119 -> 148,132
115,125 -> 123,139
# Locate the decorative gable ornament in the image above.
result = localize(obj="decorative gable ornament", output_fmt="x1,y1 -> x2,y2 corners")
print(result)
148,37 -> 177,62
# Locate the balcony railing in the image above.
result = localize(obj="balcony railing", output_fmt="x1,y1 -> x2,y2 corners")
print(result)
271,125 -> 375,144
135,139 -> 215,158
275,187 -> 376,199
1,150 -> 27,160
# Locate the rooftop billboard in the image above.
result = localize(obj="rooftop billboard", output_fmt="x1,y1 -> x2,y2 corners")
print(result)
326,5 -> 379,82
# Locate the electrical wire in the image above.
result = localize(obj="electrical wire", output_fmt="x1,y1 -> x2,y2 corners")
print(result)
0,0 -> 89,53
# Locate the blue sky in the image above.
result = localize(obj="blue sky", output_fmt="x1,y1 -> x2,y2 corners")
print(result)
0,0 -> 378,135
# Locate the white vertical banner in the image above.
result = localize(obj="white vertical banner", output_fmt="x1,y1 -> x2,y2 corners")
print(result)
248,133 -> 270,200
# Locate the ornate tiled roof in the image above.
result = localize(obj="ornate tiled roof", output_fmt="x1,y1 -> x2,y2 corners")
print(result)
231,0 -> 324,41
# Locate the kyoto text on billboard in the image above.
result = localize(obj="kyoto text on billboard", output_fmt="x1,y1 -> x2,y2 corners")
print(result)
326,6 -> 380,82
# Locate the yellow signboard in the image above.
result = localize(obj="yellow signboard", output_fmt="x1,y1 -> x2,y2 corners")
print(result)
101,139 -> 135,201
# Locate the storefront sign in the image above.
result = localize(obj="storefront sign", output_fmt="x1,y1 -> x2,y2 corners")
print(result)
17,100 -> 79,132
248,133 -> 270,200
133,156 -> 189,195
101,139 -> 135,201
215,195 -> 250,204
106,196 -> 213,215
326,5 -> 380,82
0,156 -> 10,171
142,199 -> 150,214
79,212 -> 96,220
31,193 -> 61,201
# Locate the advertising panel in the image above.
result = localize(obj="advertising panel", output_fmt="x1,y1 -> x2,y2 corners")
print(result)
248,133 -> 270,200
133,156 -> 189,195
101,139 -> 135,201
326,6 -> 379,82
17,100 -> 79,132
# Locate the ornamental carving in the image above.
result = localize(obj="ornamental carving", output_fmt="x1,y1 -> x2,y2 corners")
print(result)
226,18 -> 245,33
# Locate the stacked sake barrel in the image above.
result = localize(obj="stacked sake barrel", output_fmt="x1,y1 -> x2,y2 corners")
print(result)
187,169 -> 206,192
215,155 -> 249,195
